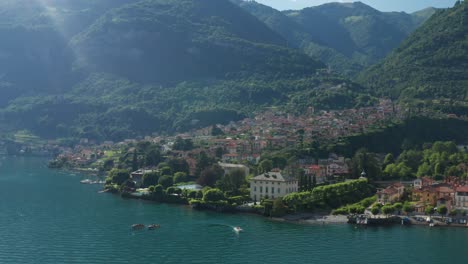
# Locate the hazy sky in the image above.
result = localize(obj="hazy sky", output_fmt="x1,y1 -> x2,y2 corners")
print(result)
255,0 -> 457,13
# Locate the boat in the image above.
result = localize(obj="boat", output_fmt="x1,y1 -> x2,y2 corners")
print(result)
132,224 -> 145,230
233,226 -> 243,233
148,224 -> 160,230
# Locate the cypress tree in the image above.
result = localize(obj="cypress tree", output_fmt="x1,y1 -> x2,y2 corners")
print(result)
132,150 -> 138,172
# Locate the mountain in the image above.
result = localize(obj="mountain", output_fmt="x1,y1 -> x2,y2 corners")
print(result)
70,0 -> 323,84
358,1 -> 468,104
1,0 -> 374,141
233,0 -> 436,76
0,0 -> 134,106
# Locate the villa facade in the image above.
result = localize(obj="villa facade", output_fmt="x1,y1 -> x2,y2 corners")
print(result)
249,171 -> 298,202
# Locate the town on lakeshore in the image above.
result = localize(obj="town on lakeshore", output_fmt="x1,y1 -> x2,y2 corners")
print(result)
3,101 -> 465,228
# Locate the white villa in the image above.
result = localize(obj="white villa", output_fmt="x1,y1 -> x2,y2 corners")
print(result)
249,171 -> 298,202
455,186 -> 468,209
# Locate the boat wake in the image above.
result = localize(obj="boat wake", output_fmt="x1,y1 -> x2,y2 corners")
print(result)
208,223 -> 243,234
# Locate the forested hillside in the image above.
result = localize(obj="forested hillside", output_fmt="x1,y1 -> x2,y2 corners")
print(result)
233,0 -> 435,76
1,0 -> 376,141
0,0 -> 464,142
358,1 -> 468,103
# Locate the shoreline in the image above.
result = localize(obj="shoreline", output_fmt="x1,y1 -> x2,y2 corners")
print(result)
53,165 -> 467,229
104,189 -> 468,228
271,214 -> 348,225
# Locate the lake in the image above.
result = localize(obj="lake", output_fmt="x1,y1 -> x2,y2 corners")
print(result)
0,157 -> 466,263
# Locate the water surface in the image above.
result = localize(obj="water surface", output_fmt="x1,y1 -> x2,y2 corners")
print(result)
0,157 -> 466,263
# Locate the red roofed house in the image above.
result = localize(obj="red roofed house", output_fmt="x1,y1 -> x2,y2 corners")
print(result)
413,177 -> 435,189
377,183 -> 405,205
304,165 -> 326,184
434,184 -> 456,211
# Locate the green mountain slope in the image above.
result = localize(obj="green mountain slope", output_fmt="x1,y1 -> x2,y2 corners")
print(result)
0,0 -> 134,106
358,1 -> 468,102
70,0 -> 325,84
2,0 -> 375,141
233,0 -> 435,77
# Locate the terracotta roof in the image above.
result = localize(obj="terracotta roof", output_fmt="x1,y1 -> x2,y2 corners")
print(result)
456,186 -> 468,192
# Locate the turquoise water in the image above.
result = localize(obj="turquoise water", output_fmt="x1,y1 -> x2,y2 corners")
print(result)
0,157 -> 467,264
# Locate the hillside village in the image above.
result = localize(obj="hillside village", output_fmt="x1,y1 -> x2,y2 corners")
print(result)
34,100 -> 467,223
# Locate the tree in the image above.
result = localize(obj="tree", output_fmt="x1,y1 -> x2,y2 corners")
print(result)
215,147 -> 224,159
397,150 -> 422,171
403,203 -> 414,215
211,125 -> 224,136
349,205 -> 365,214
152,184 -> 164,201
109,169 -> 130,185
381,205 -> 394,216
383,153 -> 395,169
168,158 -> 189,174
120,179 -> 136,192
136,141 -> 151,153
145,147 -> 161,166
371,206 -> 380,215
437,205 -> 448,216
396,163 -> 413,180
351,148 -> 381,180
270,198 -> 287,217
132,150 -> 138,172
434,163 -> 444,177
216,169 -> 246,195
187,190 -> 198,199
425,206 -> 434,216
417,162 -> 432,177
142,172 -> 159,187
166,187 -> 182,195
393,202 -> 403,215
449,209 -> 459,217
196,151 -> 214,176
307,174 -> 312,191
298,170 -> 307,192
102,159 -> 114,171
258,159 -> 273,173
383,164 -> 398,179
160,166 -> 172,176
197,165 -> 223,187
158,175 -> 173,189
312,175 -> 317,188
173,172 -> 188,184
203,188 -> 225,202
271,155 -> 288,170
173,137 -> 194,151
445,166 -> 461,177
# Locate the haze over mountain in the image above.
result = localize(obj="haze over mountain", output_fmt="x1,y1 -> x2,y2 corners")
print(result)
234,0 -> 436,76
255,0 -> 455,13
1,0 -> 372,141
0,0 -> 464,142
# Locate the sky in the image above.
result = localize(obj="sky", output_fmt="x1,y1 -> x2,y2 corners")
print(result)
255,0 -> 457,13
